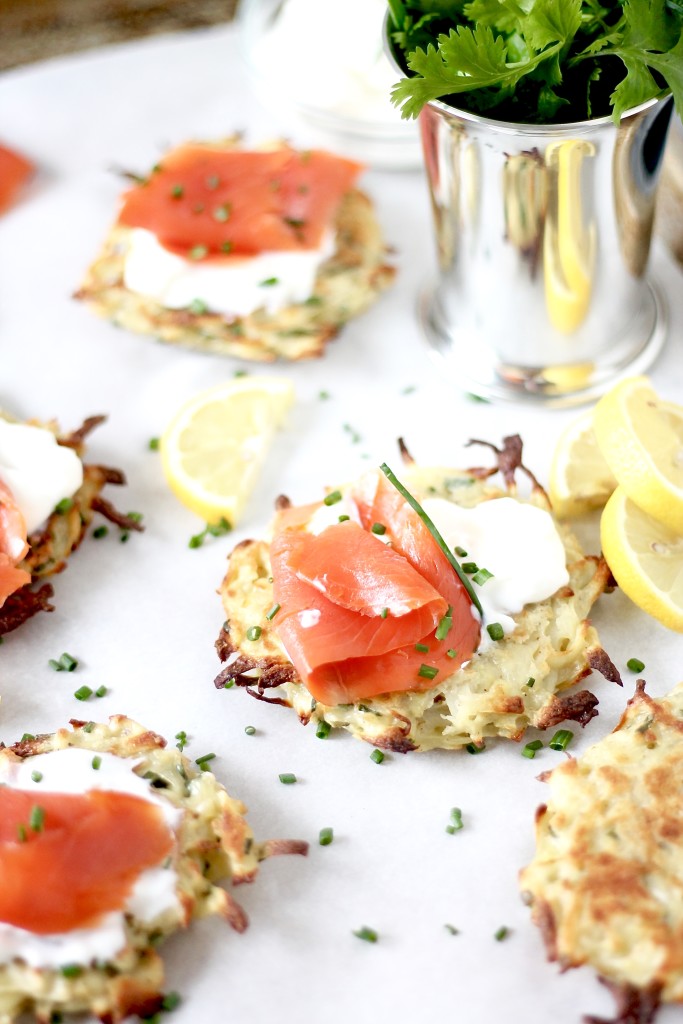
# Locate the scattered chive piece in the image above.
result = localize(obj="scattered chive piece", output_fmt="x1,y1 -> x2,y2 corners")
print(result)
161,992 -> 181,1012
92,755 -> 102,771
486,623 -> 504,642
445,825 -> 459,835
223,678 -> 235,689
246,625 -> 262,641
16,824 -> 26,842
319,827 -> 334,846
148,437 -> 160,451
74,686 -> 92,701
259,277 -> 279,286
93,525 -> 108,539
461,561 -> 479,574
30,805 -> 45,832
195,753 -> 216,767
435,606 -> 453,641
188,298 -> 208,315
31,771 -> 43,783
353,926 -> 378,943
526,677 -> 535,687
283,216 -> 305,229
60,652 -> 78,672
371,522 -> 387,535
380,464 -> 483,615
522,740 -> 543,759
175,731 -> 187,751
244,725 -> 256,736
213,203 -> 231,222
343,422 -> 362,444
444,924 -> 459,935
120,531 -> 129,543
206,174 -> 220,189
466,742 -> 486,754
324,490 -> 342,506
494,926 -> 510,941
627,658 -> 645,672
220,240 -> 234,253
316,720 -> 331,739
21,733 -> 35,741
318,389 -> 330,399
402,385 -> 417,395
549,729 -> 574,751
189,244 -> 208,260
449,807 -> 464,830
265,603 -> 281,621
279,772 -> 297,784
83,722 -> 95,733
370,749 -> 384,764
446,648 -> 458,658
170,184 -> 184,198
95,685 -> 107,698
380,607 -> 389,618
414,643 -> 429,653
418,664 -> 439,680
60,964 -> 83,978
472,568 -> 494,586
54,497 -> 74,515
338,514 -> 350,523
454,546 -> 468,557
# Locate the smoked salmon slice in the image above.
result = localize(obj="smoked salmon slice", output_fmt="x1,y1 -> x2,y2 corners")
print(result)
0,480 -> 30,609
118,144 -> 363,258
0,788 -> 174,934
0,144 -> 33,215
270,474 -> 481,705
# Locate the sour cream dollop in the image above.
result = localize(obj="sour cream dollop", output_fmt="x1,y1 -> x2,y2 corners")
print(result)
123,227 -> 336,318
0,421 -> 83,534
0,747 -> 182,969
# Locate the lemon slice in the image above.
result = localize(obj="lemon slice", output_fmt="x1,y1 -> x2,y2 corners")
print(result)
601,486 -> 683,631
593,377 -> 683,533
549,409 -> 617,517
160,376 -> 295,526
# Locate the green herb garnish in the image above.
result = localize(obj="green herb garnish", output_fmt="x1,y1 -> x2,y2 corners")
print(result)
188,298 -> 208,315
316,720 -> 331,739
54,497 -> 74,514
246,625 -> 262,641
627,657 -> 645,672
30,805 -> 45,832
319,827 -> 334,846
435,606 -> 453,641
494,926 -> 510,942
148,437 -> 160,451
371,522 -> 387,535
414,642 -> 429,653
549,728 -> 574,751
324,490 -> 342,506
279,772 -> 297,784
265,603 -> 281,621
370,749 -> 385,764
486,622 -> 504,641
522,739 -> 543,759
195,753 -> 216,769
244,725 -> 256,736
418,664 -> 439,679
74,686 -> 92,701
92,755 -> 102,770
31,771 -> 43,783
95,685 -> 107,698
353,926 -> 378,943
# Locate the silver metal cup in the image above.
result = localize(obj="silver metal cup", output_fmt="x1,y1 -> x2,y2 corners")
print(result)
385,23 -> 674,405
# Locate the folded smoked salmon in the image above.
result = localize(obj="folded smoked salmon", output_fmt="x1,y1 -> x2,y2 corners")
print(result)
76,138 -> 395,361
215,438 -> 618,752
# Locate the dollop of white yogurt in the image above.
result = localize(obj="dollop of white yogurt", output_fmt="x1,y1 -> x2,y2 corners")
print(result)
0,421 -> 84,535
123,227 -> 335,318
0,747 -> 182,969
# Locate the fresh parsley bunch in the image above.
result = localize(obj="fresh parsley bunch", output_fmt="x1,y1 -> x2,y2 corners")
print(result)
388,0 -> 683,123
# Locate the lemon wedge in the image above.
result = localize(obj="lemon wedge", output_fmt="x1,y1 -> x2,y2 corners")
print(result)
593,377 -> 683,533
601,486 -> 683,632
549,409 -> 617,517
160,376 -> 295,526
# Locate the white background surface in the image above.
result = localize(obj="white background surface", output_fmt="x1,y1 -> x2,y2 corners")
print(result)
1,22 -> 683,1024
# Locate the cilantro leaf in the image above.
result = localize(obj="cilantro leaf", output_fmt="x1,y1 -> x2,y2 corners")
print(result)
609,54 -> 660,120
524,0 -> 582,53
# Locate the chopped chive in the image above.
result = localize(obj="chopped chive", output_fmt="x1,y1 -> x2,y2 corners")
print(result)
74,686 -> 92,701
435,607 -> 453,641
449,807 -> 464,830
338,514 -> 350,523
324,490 -> 342,506
30,805 -> 44,832
188,298 -> 208,315
244,725 -> 256,736
175,731 -> 187,751
206,174 -> 220,190
265,603 -> 281,621
466,741 -> 486,754
148,437 -> 160,451
220,240 -> 234,253
92,755 -> 102,770
371,522 -> 387,535
171,184 -> 184,198
59,653 -> 78,672
54,497 -> 74,515
246,625 -> 262,641
31,771 -> 43,783
60,964 -> 83,978
49,658 -> 62,673
213,203 -> 231,222
370,749 -> 384,764
93,525 -> 108,538
444,924 -> 459,935
161,992 -> 181,1012
195,753 -> 216,767
189,244 -> 208,260
316,720 -> 331,739
21,733 -> 35,742
454,546 -> 468,557
223,678 -> 235,689
343,423 -> 362,444
83,722 -> 95,733
380,464 -> 483,615
522,740 -> 543,759
319,827 -> 334,846
461,561 -> 479,574
418,664 -> 439,680
380,607 -> 389,618
414,643 -> 429,653
549,729 -> 573,751
279,772 -> 297,784
318,389 -> 330,399
353,926 -> 378,943
447,648 -> 458,658
402,385 -> 417,395
16,824 -> 26,842
472,568 -> 494,586
494,926 -> 509,941
259,277 -> 279,286
95,685 -> 107,698
284,216 -> 306,229
526,677 -> 535,687
627,658 -> 645,672
486,623 -> 504,642
120,531 -> 129,543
